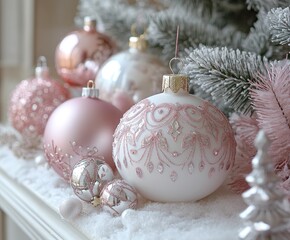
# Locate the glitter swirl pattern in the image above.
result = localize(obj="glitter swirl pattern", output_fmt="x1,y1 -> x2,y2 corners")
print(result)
113,99 -> 236,180
113,96 -> 236,202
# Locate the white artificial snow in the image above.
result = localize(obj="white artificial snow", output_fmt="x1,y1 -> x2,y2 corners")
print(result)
0,145 -> 245,240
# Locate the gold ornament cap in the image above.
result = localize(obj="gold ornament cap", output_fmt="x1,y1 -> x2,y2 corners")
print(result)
129,35 -> 147,51
162,74 -> 189,93
83,16 -> 97,31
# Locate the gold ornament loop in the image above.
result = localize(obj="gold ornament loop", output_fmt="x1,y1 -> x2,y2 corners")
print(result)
163,26 -> 188,93
169,57 -> 184,74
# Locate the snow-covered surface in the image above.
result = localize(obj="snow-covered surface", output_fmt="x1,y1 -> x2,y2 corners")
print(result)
0,129 -> 245,240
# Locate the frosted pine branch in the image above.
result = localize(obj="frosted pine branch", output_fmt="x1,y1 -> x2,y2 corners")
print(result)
76,0 -> 99,26
76,0 -> 163,49
246,0 -> 290,11
210,0 -> 256,32
267,7 -> 290,47
148,11 -> 219,60
242,11 -> 289,60
148,9 -> 245,61
184,46 -> 269,114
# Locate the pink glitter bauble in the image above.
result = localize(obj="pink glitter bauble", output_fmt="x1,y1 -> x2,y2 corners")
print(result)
113,74 -> 236,202
43,82 -> 122,181
55,17 -> 116,87
8,57 -> 70,138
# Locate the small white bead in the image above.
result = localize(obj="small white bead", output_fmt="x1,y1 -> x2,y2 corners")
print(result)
35,155 -> 46,165
59,198 -> 83,220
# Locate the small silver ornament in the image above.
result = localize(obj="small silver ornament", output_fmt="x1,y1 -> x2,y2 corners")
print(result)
100,179 -> 138,216
71,157 -> 114,205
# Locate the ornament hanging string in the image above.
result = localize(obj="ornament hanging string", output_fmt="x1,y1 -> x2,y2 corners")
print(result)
169,25 -> 184,74
175,25 -> 179,59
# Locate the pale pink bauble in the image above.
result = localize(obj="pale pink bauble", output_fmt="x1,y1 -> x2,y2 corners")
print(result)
43,95 -> 122,181
55,18 -> 116,87
9,77 -> 70,138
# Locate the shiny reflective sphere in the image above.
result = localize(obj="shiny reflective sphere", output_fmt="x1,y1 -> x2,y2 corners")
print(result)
55,21 -> 115,87
100,179 -> 138,216
71,158 -> 114,203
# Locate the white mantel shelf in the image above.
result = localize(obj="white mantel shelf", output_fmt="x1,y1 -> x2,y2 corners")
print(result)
0,138 -> 245,240
0,168 -> 89,240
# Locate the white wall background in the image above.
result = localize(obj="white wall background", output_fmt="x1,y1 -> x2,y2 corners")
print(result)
0,0 -> 34,68
0,0 -> 78,239
0,0 -> 78,122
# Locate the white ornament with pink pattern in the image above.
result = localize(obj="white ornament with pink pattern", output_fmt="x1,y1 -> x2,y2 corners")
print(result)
113,74 -> 236,202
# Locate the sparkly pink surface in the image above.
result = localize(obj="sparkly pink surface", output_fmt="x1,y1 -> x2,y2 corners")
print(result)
8,77 -> 70,138
43,97 -> 122,181
0,125 -> 244,240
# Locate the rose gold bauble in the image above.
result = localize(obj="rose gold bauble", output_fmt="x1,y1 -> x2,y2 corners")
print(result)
55,17 -> 116,87
8,56 -> 70,138
43,81 -> 122,181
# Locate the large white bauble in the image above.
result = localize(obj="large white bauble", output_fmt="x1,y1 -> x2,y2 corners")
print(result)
112,74 -> 236,202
